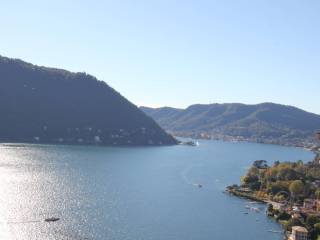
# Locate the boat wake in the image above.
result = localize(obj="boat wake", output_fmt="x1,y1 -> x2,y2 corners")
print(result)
181,164 -> 204,188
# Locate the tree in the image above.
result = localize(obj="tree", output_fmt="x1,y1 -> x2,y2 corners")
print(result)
274,161 -> 280,167
277,167 -> 299,181
297,160 -> 304,166
253,160 -> 268,169
241,166 -> 260,187
289,180 -> 304,199
306,215 -> 320,228
315,189 -> 320,199
314,223 -> 320,235
266,181 -> 290,196
267,204 -> 273,212
277,211 -> 291,221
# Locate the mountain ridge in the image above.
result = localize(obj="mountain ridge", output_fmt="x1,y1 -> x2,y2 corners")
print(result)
140,103 -> 320,147
0,55 -> 177,146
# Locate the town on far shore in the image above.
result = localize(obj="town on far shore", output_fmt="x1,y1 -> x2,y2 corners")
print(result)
227,132 -> 320,240
171,131 -> 320,150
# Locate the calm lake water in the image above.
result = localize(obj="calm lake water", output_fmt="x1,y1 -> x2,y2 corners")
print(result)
0,140 -> 314,240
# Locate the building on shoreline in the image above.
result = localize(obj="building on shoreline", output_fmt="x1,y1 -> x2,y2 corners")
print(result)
303,199 -> 318,210
289,226 -> 308,240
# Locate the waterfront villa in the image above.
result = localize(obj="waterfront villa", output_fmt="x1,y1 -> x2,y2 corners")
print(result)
303,199 -> 320,213
289,226 -> 308,240
303,199 -> 317,210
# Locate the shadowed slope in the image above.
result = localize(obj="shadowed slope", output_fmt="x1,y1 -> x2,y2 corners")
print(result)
0,56 -> 176,146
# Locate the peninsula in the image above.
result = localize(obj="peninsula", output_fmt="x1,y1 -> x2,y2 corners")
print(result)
227,153 -> 320,240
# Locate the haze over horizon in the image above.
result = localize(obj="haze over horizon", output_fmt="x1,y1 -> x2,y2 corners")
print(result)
1,0 -> 319,113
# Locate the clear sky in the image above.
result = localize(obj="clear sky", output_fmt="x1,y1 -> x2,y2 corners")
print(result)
0,0 -> 319,113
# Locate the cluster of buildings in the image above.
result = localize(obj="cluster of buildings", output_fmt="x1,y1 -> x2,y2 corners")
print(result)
173,131 -> 318,149
277,192 -> 320,240
229,132 -> 320,240
270,198 -> 320,240
32,127 -> 155,145
303,199 -> 320,213
268,132 -> 320,240
273,198 -> 320,215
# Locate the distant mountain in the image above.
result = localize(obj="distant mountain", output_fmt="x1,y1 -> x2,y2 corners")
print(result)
141,103 -> 320,147
0,55 -> 176,146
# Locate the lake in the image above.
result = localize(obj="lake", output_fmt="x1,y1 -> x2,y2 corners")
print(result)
0,140 -> 314,240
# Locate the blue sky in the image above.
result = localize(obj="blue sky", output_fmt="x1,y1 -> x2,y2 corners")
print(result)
0,0 -> 319,113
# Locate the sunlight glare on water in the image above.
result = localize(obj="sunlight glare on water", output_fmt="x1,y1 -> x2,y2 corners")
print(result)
0,141 -> 314,240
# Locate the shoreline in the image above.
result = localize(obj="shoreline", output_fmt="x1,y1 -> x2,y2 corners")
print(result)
225,188 -> 268,203
226,158 -> 320,240
0,139 -> 178,148
175,135 -> 318,154
171,130 -> 317,149
225,188 -> 289,238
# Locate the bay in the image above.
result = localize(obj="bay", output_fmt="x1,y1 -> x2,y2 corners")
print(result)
0,140 -> 313,240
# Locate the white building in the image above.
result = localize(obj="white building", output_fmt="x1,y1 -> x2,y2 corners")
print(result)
290,226 -> 308,240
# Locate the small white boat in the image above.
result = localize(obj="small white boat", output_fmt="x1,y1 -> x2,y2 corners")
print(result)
251,207 -> 261,213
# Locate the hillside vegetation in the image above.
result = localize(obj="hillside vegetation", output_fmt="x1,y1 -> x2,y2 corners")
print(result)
0,56 -> 176,146
141,103 -> 320,146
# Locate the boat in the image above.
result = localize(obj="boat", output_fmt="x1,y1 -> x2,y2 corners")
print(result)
44,217 -> 60,222
197,184 -> 203,188
251,207 -> 261,212
181,141 -> 199,146
267,230 -> 282,233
